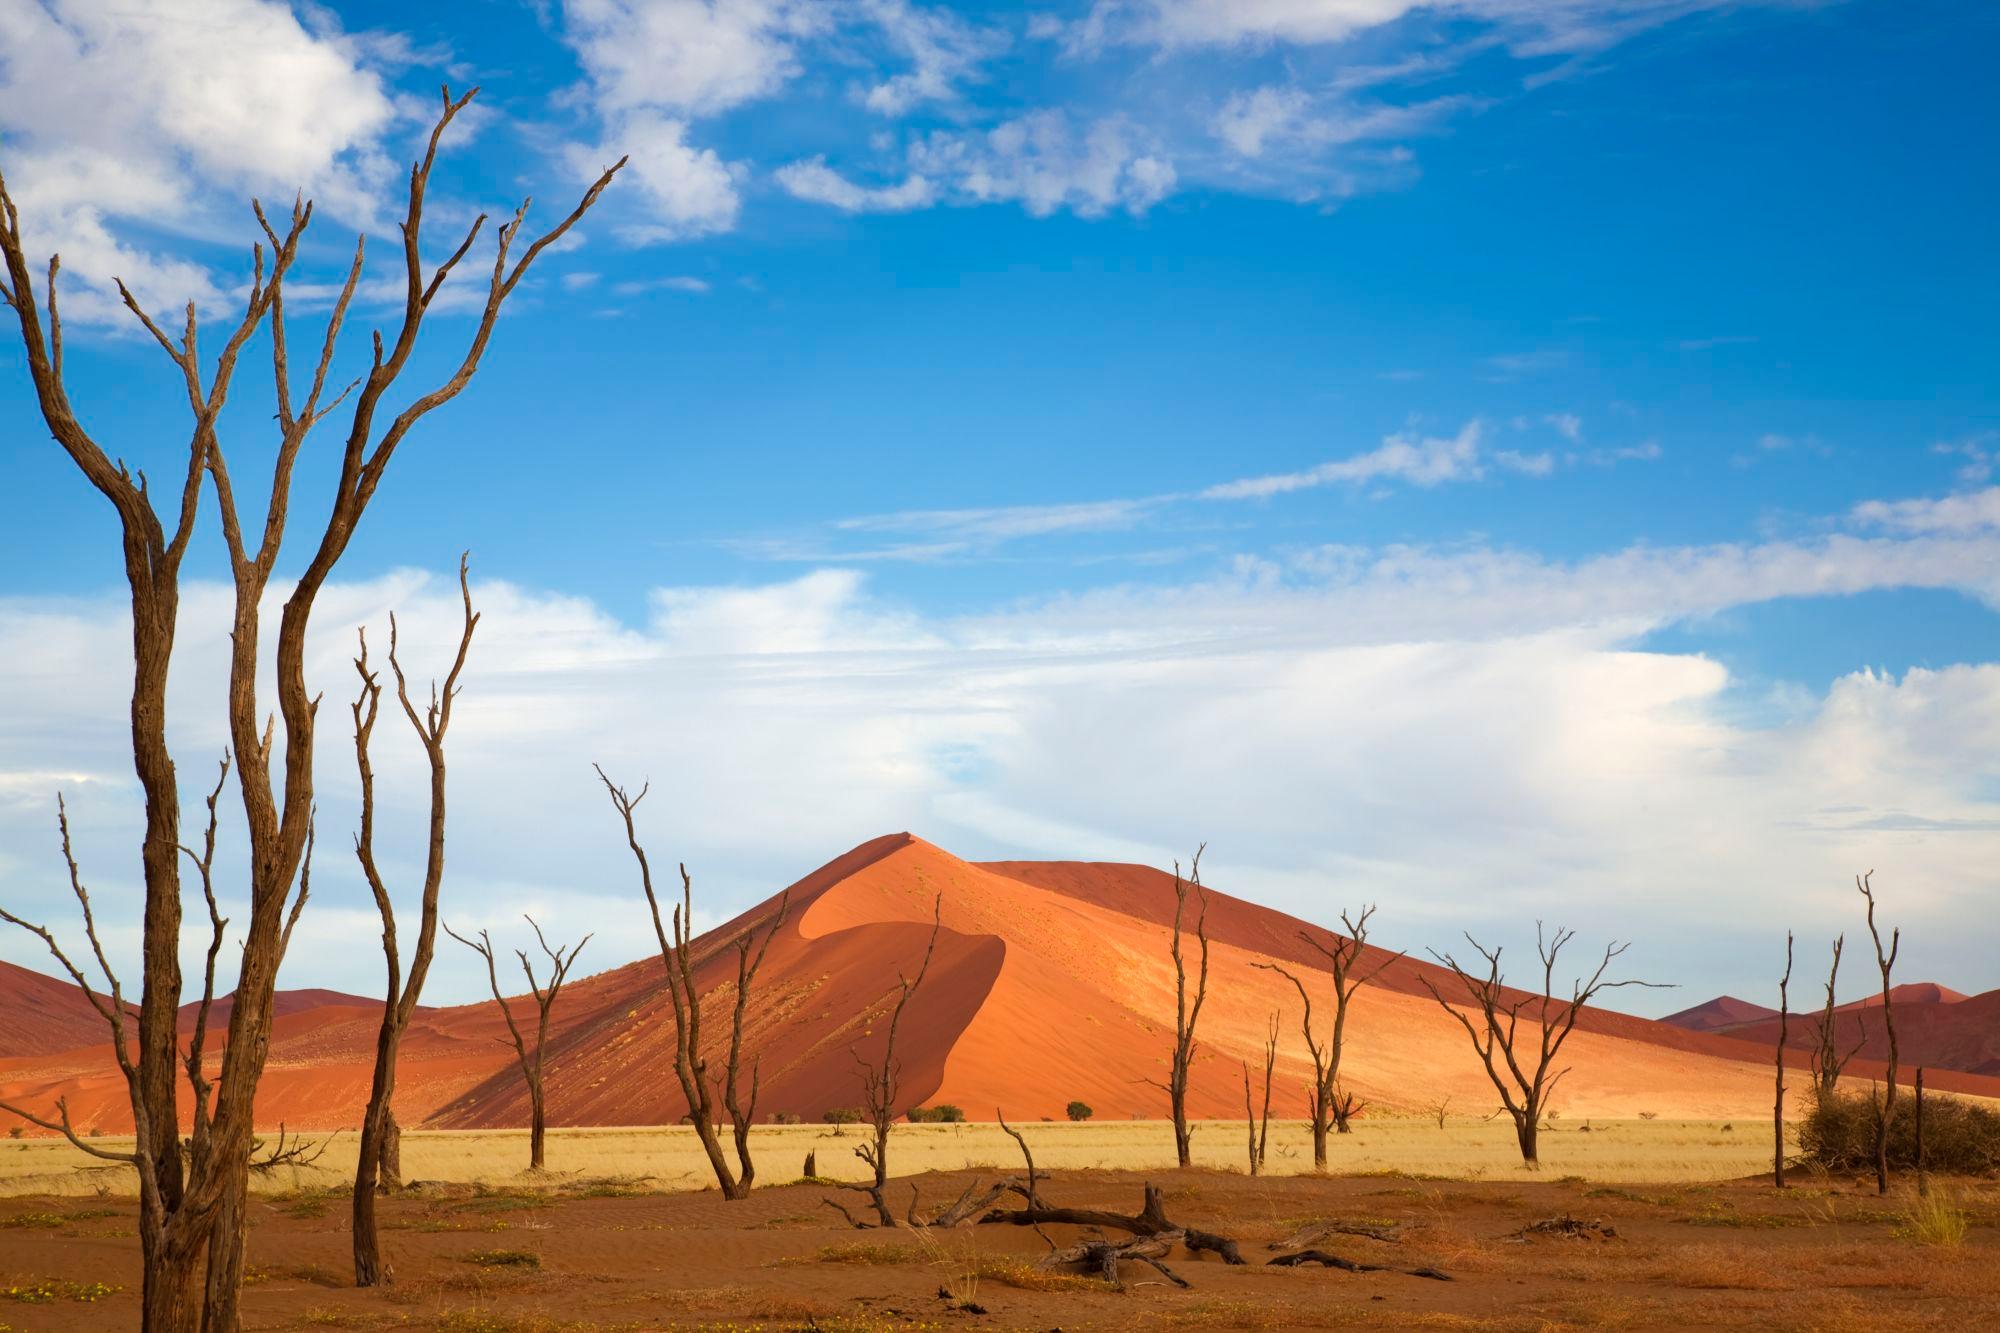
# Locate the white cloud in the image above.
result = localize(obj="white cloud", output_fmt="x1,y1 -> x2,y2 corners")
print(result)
1202,421 -> 1486,499
855,0 -> 1005,116
1853,486 -> 2000,536
7,518 -> 2000,1006
774,157 -> 937,213
560,0 -> 824,118
0,0 -> 400,323
568,112 -> 740,243
909,112 -> 1177,219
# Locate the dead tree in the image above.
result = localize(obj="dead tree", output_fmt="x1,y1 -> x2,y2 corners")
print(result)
1241,1013 -> 1277,1175
1331,1085 -> 1367,1132
1421,925 -> 1664,1166
1808,934 -> 1865,1099
1857,872 -> 1899,1196
1254,904 -> 1400,1167
445,916 -> 591,1171
348,561 -> 479,1286
1145,847 -> 1208,1169
0,87 -> 621,1332
1775,931 -> 1792,1189
826,897 -> 942,1227
597,768 -> 790,1201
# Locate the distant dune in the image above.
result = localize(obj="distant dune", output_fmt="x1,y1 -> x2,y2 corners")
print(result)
5,835 -> 1997,1135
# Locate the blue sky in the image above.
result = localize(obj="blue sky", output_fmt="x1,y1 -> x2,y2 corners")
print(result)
1,0 -> 1997,1012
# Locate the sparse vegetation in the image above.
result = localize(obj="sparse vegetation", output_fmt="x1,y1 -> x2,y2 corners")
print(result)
905,1105 -> 966,1124
1066,1101 -> 1094,1122
1899,1186 -> 1969,1247
1800,1089 -> 2000,1176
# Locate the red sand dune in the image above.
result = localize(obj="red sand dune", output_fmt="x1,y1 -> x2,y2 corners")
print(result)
0,958 -> 137,1059
5,835 -> 1998,1136
1719,987 -> 2000,1081
1660,995 -> 1779,1034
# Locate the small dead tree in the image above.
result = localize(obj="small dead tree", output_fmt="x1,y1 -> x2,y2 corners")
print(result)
1775,930 -> 1792,1189
1422,925 -> 1665,1166
827,897 -> 942,1227
1145,846 -> 1208,1169
349,557 -> 479,1287
445,916 -> 591,1171
1808,934 -> 1865,1100
1857,872 -> 1899,1196
597,768 -> 790,1200
1241,1013 -> 1277,1176
0,86 -> 621,1332
1331,1085 -> 1367,1132
1254,904 -> 1401,1167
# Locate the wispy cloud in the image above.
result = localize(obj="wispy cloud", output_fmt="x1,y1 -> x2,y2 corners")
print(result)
1201,422 -> 1485,499
1853,486 -> 2000,535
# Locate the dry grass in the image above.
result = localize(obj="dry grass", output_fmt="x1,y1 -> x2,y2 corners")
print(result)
0,1119 -> 1803,1198
1899,1186 -> 1970,1247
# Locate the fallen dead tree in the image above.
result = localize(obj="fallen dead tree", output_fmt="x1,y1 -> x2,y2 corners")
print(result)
1268,1250 -> 1451,1280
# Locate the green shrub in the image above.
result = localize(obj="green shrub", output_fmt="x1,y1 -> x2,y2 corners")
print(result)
906,1105 -> 966,1124
821,1107 -> 861,1126
1798,1089 -> 2000,1176
1066,1101 -> 1094,1122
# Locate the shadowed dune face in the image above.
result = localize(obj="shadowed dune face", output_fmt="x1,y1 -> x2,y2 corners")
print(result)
5,834 -> 1997,1137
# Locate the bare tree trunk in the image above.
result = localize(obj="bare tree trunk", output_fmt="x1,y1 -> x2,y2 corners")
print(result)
0,104 -> 620,1329
1914,1067 -> 1927,1197
1857,874 -> 1899,1196
350,567 -> 479,1285
599,769 -> 788,1200
202,1180 -> 247,1333
529,1075 -> 547,1172
1775,930 -> 1792,1188
1255,905 -> 1399,1172
447,918 -> 589,1176
1423,925 -> 1664,1167
1155,848 -> 1209,1170
380,1112 -> 402,1188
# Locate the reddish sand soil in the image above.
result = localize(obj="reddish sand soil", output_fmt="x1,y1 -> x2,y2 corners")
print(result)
1,1168 -> 1993,1331
6,834 -> 1998,1138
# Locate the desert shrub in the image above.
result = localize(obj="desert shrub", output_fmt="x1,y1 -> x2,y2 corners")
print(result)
822,1107 -> 861,1127
906,1105 -> 966,1124
460,1250 -> 541,1269
768,1111 -> 801,1125
1066,1100 -> 1094,1122
7,1126 -> 20,1140
1798,1089 -> 2000,1176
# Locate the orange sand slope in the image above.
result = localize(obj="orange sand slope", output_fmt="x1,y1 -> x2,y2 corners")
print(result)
5,834 -> 1997,1135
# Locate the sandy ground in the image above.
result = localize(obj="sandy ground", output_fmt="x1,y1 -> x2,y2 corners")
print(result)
1,1161 -> 1993,1332
1,1119 -> 1786,1198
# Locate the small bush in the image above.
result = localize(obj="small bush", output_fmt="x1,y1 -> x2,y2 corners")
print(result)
460,1250 -> 541,1269
1798,1089 -> 2000,1176
6,1126 -> 20,1140
1066,1101 -> 1094,1122
822,1107 -> 861,1126
768,1111 -> 801,1125
906,1104 -> 966,1124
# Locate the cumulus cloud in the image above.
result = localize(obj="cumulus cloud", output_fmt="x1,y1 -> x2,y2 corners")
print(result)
6,516 -> 1999,1006
0,0 -> 401,322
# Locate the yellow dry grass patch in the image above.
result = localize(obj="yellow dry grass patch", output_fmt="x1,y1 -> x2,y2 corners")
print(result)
0,1117 -> 1785,1198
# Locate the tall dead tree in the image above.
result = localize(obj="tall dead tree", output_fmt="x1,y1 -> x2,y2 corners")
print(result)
1857,872 -> 1899,1196
348,560 -> 479,1286
1241,1013 -> 1277,1175
1808,934 -> 1865,1099
446,916 -> 590,1172
598,768 -> 791,1200
1422,925 -> 1664,1166
1775,930 -> 1792,1189
827,897 -> 942,1228
1145,847 -> 1208,1169
1254,904 -> 1400,1168
0,88 -> 621,1331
